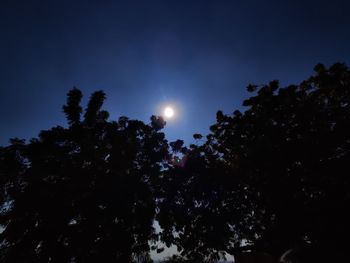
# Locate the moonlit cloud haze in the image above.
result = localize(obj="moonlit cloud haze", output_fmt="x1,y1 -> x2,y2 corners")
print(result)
1,0 -> 350,146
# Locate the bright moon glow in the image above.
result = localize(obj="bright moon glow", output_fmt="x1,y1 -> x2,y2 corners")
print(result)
164,106 -> 174,118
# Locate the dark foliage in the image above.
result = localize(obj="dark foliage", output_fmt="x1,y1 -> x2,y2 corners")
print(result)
0,90 -> 168,262
1,63 -> 350,262
157,63 -> 350,262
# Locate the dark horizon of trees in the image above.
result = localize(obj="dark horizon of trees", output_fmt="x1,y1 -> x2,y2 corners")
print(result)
1,63 -> 350,262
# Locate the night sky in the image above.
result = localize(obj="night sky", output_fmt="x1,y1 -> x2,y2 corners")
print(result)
1,0 -> 350,146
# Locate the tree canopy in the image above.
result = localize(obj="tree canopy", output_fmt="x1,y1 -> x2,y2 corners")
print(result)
1,63 -> 350,262
157,63 -> 350,262
0,89 -> 168,262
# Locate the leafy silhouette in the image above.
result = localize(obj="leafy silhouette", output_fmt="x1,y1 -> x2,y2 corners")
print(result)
157,63 -> 350,262
0,89 -> 168,262
1,63 -> 350,263
62,88 -> 83,126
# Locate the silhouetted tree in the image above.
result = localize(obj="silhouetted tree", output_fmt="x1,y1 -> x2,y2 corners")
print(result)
62,88 -> 83,126
0,89 -> 168,262
157,63 -> 350,262
1,63 -> 350,263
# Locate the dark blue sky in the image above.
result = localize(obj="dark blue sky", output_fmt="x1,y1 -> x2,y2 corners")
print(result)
1,0 -> 350,146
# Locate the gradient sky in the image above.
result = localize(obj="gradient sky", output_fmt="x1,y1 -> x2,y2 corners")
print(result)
1,0 -> 350,146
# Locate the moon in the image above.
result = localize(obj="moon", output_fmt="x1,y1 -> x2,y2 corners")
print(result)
164,106 -> 174,118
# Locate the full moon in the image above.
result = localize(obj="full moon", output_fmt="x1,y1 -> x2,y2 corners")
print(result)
164,106 -> 174,118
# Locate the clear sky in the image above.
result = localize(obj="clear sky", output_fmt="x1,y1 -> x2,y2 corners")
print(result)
1,0 -> 350,146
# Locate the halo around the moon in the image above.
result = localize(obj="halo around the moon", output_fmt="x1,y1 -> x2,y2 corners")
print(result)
155,101 -> 181,124
164,106 -> 174,118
